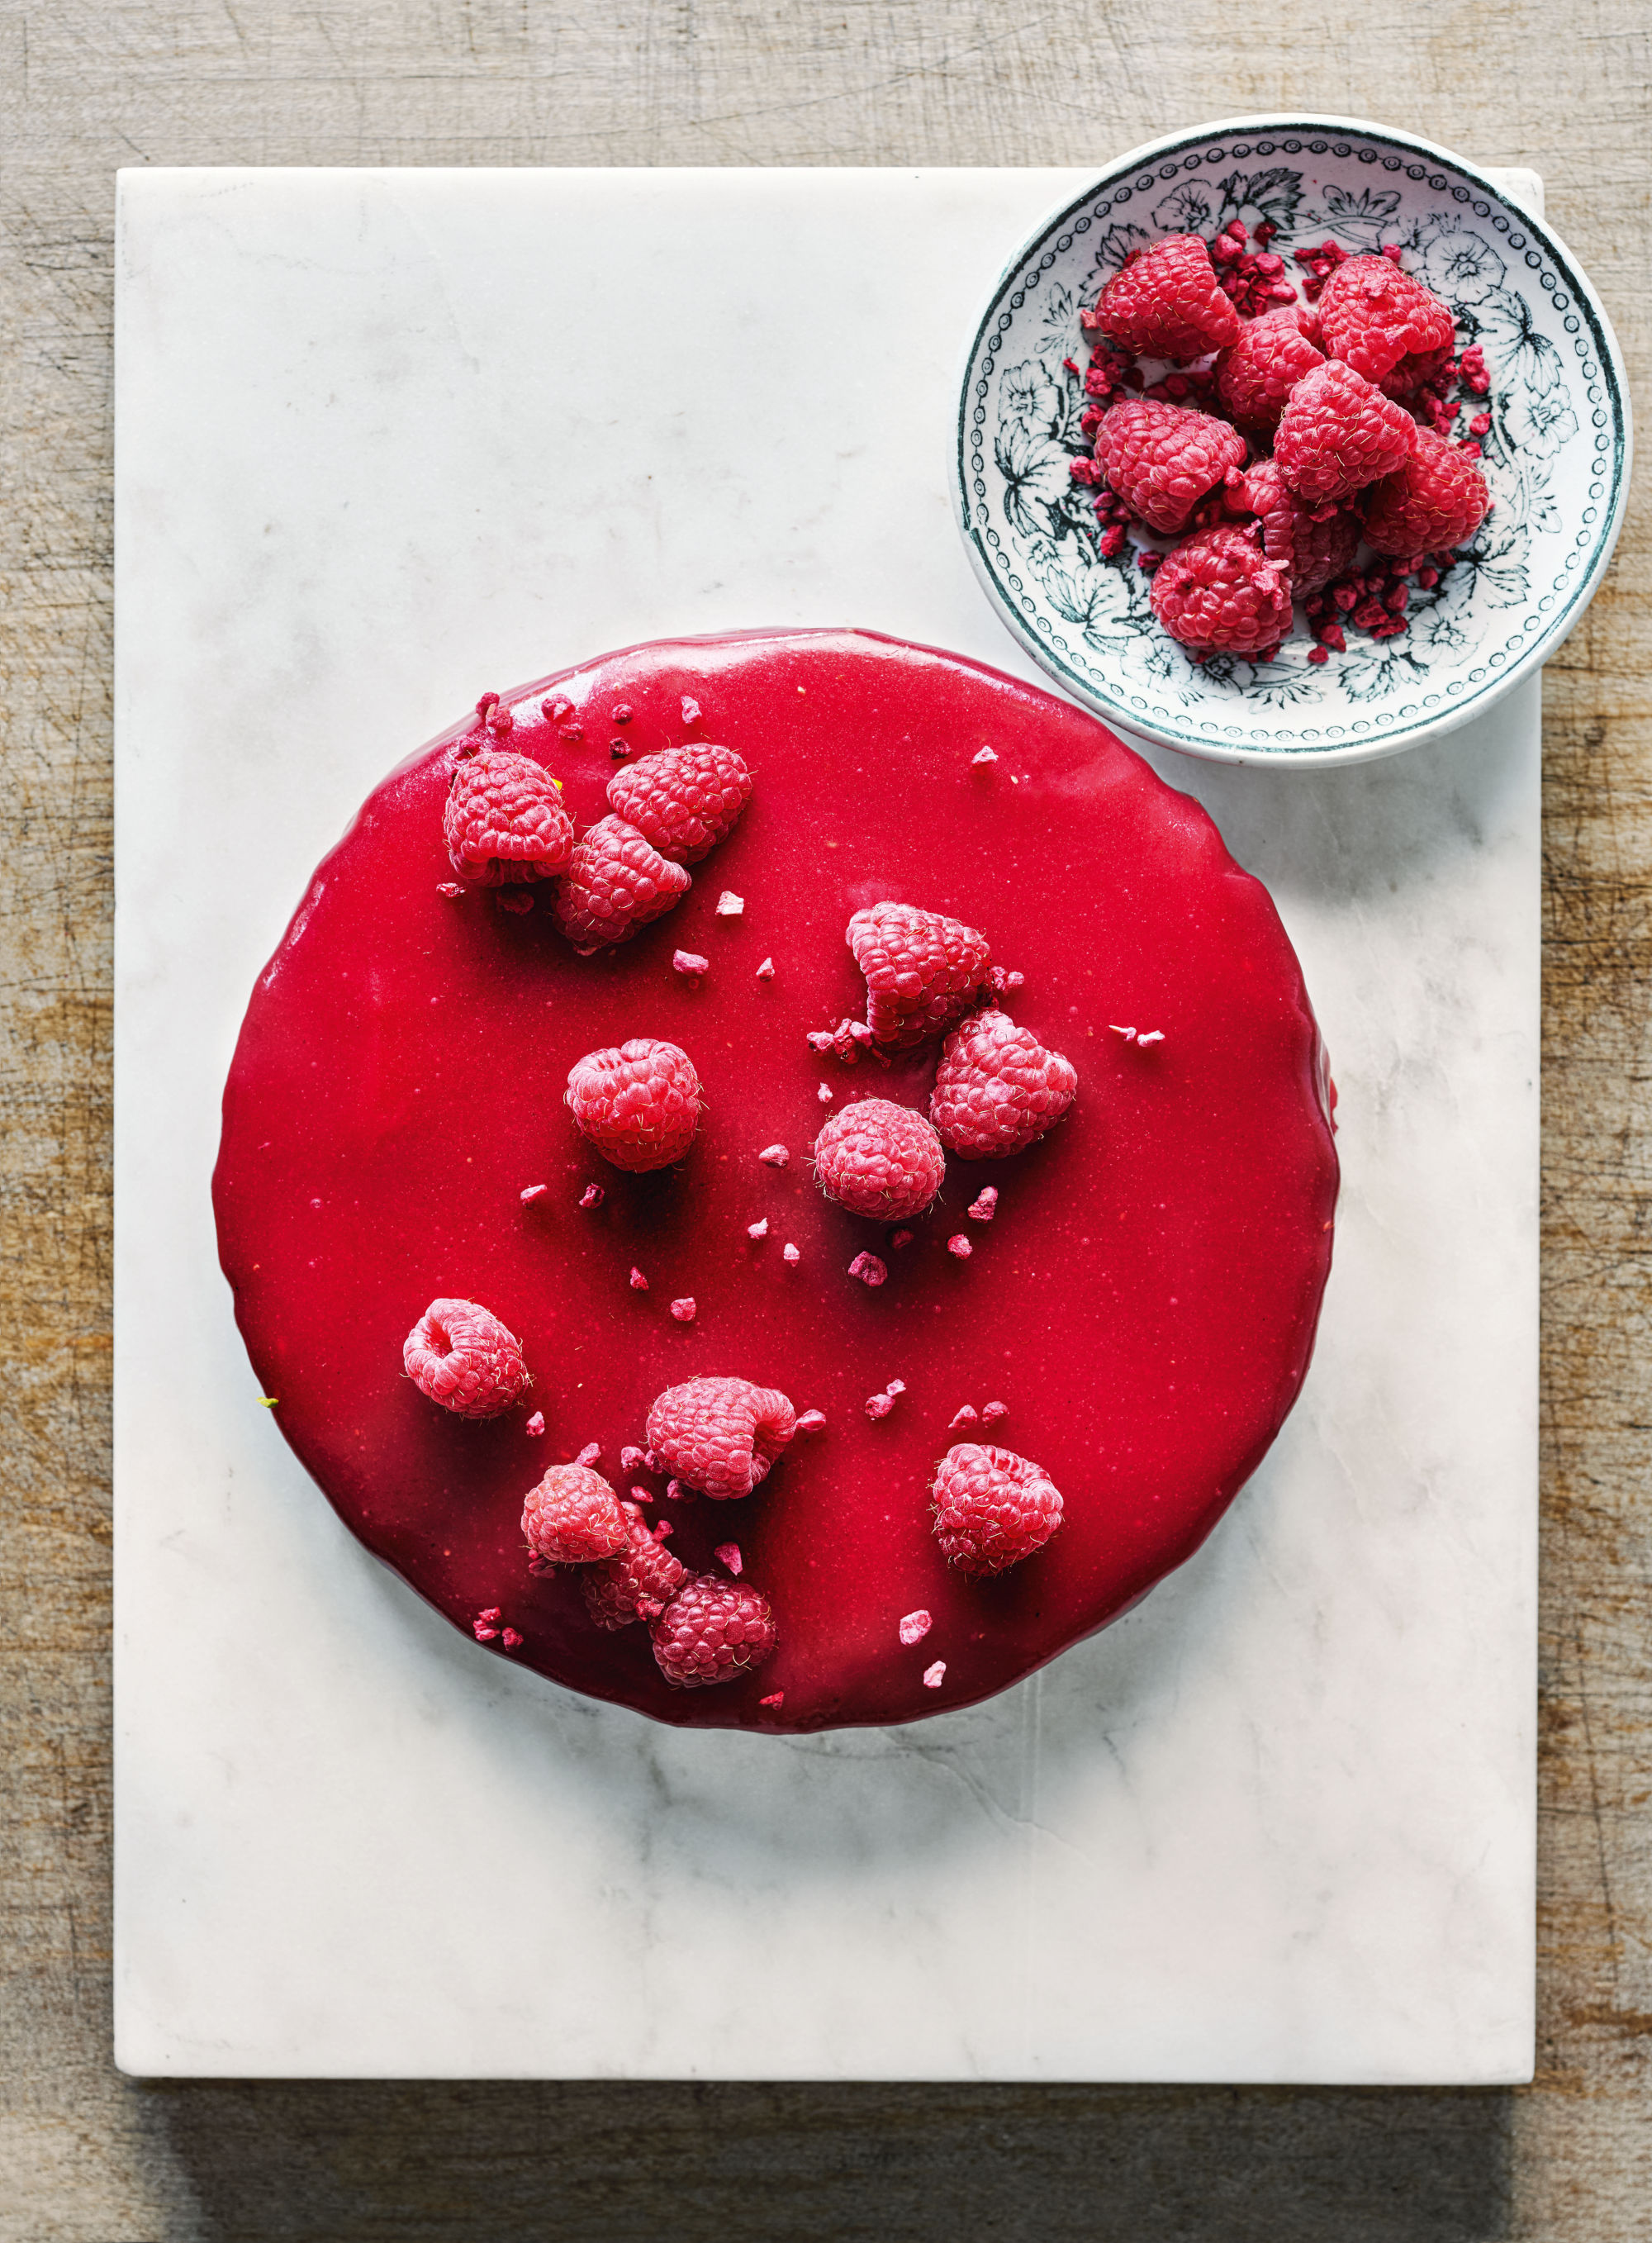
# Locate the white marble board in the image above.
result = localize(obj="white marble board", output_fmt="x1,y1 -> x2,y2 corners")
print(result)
113,166 -> 1540,2081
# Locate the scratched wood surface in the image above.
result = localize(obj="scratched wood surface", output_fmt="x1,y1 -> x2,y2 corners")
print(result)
2,4 -> 1648,2237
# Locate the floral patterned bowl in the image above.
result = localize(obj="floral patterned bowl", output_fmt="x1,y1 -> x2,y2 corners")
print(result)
952,116 -> 1630,766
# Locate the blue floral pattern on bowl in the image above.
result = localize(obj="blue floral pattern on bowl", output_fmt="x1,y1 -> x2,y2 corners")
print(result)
952,118 -> 1630,765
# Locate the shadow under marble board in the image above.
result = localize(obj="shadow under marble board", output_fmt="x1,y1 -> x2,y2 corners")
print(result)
113,165 -> 1538,2081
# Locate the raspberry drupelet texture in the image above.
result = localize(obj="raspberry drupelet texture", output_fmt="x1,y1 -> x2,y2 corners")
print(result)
552,815 -> 691,953
565,1038 -> 702,1172
929,1008 -> 1078,1160
1094,234 -> 1242,363
580,1499 -> 687,1628
814,1097 -> 947,1219
605,742 -> 753,864
930,1442 -> 1064,1576
846,901 -> 995,1048
1226,459 -> 1362,599
1213,307 -> 1327,431
1275,362 -> 1417,505
521,1463 -> 629,1565
646,1375 -> 798,1500
443,748 -> 575,886
650,1574 -> 776,1689
402,1299 -> 529,1419
1094,398 -> 1248,535
1149,523 -> 1294,658
1360,426 -> 1492,556
1316,254 -> 1455,396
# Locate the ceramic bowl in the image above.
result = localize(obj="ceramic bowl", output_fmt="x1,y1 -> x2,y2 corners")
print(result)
952,116 -> 1630,766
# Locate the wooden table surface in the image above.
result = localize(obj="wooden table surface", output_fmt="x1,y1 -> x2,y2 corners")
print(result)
2,4 -> 1647,2236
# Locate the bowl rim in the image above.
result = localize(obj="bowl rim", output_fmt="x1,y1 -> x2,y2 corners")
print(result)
949,113 -> 1633,768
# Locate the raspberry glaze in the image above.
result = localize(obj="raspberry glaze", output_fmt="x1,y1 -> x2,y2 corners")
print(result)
214,630 -> 1338,1732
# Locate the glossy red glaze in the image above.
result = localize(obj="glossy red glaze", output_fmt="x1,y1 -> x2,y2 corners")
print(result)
214,630 -> 1338,1732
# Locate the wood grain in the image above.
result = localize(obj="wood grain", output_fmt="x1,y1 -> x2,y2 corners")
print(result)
1,2 -> 1647,2235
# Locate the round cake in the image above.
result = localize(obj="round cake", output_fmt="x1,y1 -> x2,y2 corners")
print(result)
213,628 -> 1338,1732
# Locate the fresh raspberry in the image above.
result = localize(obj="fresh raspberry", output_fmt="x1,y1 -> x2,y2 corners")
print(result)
1227,459 -> 1361,599
930,1442 -> 1064,1576
928,1008 -> 1077,1160
565,1038 -> 702,1172
606,742 -> 752,864
645,1375 -> 797,1500
1360,427 -> 1492,556
402,1299 -> 529,1419
1316,254 -> 1455,395
1213,307 -> 1326,431
814,1097 -> 946,1219
581,1499 -> 687,1628
521,1463 -> 628,1565
1094,234 -> 1241,362
1149,523 -> 1294,658
552,815 -> 691,953
443,748 -> 574,886
1094,398 -> 1247,535
650,1574 -> 776,1689
1275,361 -> 1417,504
846,901 -> 995,1049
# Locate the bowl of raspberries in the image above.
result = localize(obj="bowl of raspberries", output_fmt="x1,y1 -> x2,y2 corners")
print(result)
953,116 -> 1629,764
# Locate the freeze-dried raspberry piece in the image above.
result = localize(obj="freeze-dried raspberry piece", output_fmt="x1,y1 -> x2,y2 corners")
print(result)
846,901 -> 995,1049
581,1499 -> 688,1629
1317,254 -> 1455,394
521,1463 -> 628,1565
650,1574 -> 776,1689
443,748 -> 574,886
814,1097 -> 946,1219
1150,523 -> 1294,658
553,815 -> 691,953
1227,459 -> 1360,599
402,1298 -> 529,1419
929,1008 -> 1077,1160
565,1038 -> 702,1172
1213,307 -> 1326,431
606,742 -> 752,864
1275,362 -> 1417,504
1094,398 -> 1247,535
646,1375 -> 797,1500
1094,234 -> 1241,362
1360,427 -> 1491,556
930,1442 -> 1063,1576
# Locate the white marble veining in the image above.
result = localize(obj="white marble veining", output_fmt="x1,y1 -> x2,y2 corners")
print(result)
114,167 -> 1537,2080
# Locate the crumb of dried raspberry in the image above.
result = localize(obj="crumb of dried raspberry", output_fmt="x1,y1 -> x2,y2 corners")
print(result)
403,1299 -> 529,1419
782,1242 -> 800,1265
950,1404 -> 980,1430
848,1252 -> 887,1287
520,1182 -> 548,1205
1227,458 -> 1361,598
928,1008 -> 1078,1161
795,1408 -> 827,1435
1213,307 -> 1327,430
947,1234 -> 972,1258
669,1298 -> 697,1323
1095,234 -> 1241,362
525,1410 -> 546,1437
581,1499 -> 688,1629
605,742 -> 752,864
747,1218 -> 770,1240
650,1573 -> 776,1689
579,1182 -> 605,1209
967,1187 -> 999,1222
565,1038 -> 701,1173
1317,254 -> 1456,394
444,748 -> 574,886
646,1375 -> 797,1500
1094,398 -> 1247,535
923,1661 -> 947,1689
672,949 -> 709,980
900,1609 -> 932,1645
1275,362 -> 1417,503
1360,425 -> 1491,556
814,1098 -> 946,1219
846,901 -> 995,1049
521,1462 -> 628,1565
553,815 -> 691,953
437,881 -> 463,899
1150,523 -> 1294,658
981,1399 -> 1008,1424
629,1266 -> 649,1290
930,1442 -> 1063,1576
757,1143 -> 789,1167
